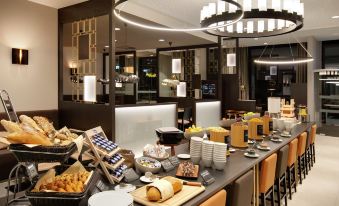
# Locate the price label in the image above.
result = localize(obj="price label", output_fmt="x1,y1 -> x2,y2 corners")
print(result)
168,156 -> 180,167
161,159 -> 175,172
200,170 -> 215,186
123,168 -> 140,183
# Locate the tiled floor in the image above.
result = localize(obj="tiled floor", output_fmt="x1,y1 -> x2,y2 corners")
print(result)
288,135 -> 339,206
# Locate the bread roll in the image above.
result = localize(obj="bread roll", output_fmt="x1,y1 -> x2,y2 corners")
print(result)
33,116 -> 55,135
7,132 -> 52,146
0,120 -> 22,133
19,115 -> 44,133
146,176 -> 183,202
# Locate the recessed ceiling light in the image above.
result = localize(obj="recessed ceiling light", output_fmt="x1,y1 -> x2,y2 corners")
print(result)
115,27 -> 121,31
115,40 -> 117,42
332,16 -> 339,19
105,45 -> 109,48
254,38 -> 259,40
159,39 -> 165,42
264,42 -> 268,45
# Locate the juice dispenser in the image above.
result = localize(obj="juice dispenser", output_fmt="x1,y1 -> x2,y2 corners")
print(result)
262,111 -> 273,135
248,118 -> 264,140
231,122 -> 248,148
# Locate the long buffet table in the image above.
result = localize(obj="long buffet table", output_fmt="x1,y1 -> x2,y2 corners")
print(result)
132,122 -> 313,206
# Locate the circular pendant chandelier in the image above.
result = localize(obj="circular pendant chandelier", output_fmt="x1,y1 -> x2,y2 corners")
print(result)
200,0 -> 304,38
113,0 -> 244,32
254,39 -> 313,65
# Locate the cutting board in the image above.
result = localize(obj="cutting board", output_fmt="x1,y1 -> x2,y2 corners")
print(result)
131,183 -> 205,206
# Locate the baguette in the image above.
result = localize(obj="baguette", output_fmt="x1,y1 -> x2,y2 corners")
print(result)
0,120 -> 22,133
19,115 -> 44,133
146,176 -> 183,202
7,132 -> 53,146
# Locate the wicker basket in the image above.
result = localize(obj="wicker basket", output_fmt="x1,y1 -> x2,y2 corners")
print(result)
9,142 -> 77,163
26,166 -> 98,206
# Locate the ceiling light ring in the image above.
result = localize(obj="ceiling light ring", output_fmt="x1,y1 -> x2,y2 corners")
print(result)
254,57 -> 314,65
201,9 -> 303,38
114,0 -> 244,32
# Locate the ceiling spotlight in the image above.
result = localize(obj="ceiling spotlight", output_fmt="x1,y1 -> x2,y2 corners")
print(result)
159,39 -> 165,42
115,27 -> 121,31
332,16 -> 339,19
105,45 -> 109,48
150,54 -> 154,57
254,38 -> 259,40
264,42 -> 268,45
115,40 -> 117,42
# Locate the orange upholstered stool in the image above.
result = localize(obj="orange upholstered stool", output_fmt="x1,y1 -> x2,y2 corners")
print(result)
297,132 -> 307,184
287,138 -> 298,200
199,189 -> 227,206
259,153 -> 277,206
309,124 -> 317,166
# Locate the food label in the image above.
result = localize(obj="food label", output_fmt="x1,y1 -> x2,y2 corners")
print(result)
269,121 -> 273,131
257,125 -> 263,135
244,130 -> 248,142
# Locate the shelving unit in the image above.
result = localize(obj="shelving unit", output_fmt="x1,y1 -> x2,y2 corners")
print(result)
84,126 -> 126,184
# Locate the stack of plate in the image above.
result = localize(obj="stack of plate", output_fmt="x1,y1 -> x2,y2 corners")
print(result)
190,137 -> 203,164
202,140 -> 214,167
88,191 -> 133,206
213,142 -> 227,170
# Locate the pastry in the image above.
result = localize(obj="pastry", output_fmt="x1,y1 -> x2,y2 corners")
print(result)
7,132 -> 52,146
19,115 -> 44,133
181,161 -> 195,177
146,176 -> 183,202
0,120 -> 22,133
33,116 -> 56,136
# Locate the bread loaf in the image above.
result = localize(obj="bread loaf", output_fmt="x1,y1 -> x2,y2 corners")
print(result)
19,115 -> 44,133
0,120 -> 22,133
33,116 -> 55,135
146,176 -> 183,202
7,132 -> 53,146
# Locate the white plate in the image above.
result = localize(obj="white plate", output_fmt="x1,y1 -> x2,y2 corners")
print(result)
177,154 -> 190,159
229,148 -> 236,153
244,152 -> 260,158
271,138 -> 283,143
140,176 -> 159,183
88,191 -> 133,206
257,145 -> 271,151
114,184 -> 136,193
280,133 -> 292,137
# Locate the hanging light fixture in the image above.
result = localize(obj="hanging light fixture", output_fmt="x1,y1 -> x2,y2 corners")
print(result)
254,38 -> 314,65
114,0 -> 244,32
201,0 -> 304,38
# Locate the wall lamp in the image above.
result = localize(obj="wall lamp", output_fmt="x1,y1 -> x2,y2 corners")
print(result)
12,48 -> 28,65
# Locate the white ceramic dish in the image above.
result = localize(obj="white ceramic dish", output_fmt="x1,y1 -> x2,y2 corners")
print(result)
114,184 -> 136,193
139,176 -> 159,184
271,138 -> 283,143
257,145 -> 271,151
177,154 -> 191,159
244,152 -> 260,158
88,191 -> 133,206
229,148 -> 236,153
214,161 -> 227,170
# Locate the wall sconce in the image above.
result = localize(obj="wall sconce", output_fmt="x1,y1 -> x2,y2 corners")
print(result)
12,48 -> 28,65
124,66 -> 134,74
172,58 -> 181,74
83,76 -> 96,102
177,82 -> 187,97
227,53 -> 236,67
69,62 -> 78,75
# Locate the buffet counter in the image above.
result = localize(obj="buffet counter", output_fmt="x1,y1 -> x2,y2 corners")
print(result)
131,122 -> 313,206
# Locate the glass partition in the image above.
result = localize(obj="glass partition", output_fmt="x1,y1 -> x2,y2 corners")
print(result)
115,104 -> 177,157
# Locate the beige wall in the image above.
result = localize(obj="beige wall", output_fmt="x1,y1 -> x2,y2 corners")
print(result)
0,0 -> 57,112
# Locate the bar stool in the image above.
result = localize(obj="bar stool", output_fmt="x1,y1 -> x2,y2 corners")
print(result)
309,124 -> 317,166
287,138 -> 298,200
275,145 -> 289,206
297,132 -> 307,184
259,153 -> 277,206
199,189 -> 227,206
230,170 -> 254,206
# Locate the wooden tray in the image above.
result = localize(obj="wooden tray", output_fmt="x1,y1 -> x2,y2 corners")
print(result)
175,164 -> 199,180
131,182 -> 205,206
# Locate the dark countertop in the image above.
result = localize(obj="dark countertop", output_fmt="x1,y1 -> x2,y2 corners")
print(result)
132,122 -> 313,206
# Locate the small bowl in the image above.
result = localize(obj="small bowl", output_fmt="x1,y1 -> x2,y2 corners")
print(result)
135,157 -> 162,174
219,119 -> 236,128
214,161 -> 226,170
184,131 -> 205,140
